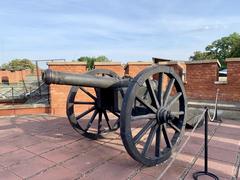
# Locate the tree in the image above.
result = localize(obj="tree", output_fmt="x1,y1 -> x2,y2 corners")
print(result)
77,55 -> 111,70
190,32 -> 240,68
1,59 -> 35,71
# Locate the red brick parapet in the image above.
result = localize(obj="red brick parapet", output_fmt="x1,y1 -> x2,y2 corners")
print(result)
0,69 -> 32,84
94,62 -> 125,77
124,61 -> 152,77
47,62 -> 87,117
184,60 -> 220,100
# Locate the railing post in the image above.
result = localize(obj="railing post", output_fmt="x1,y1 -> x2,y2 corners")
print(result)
192,107 -> 219,180
11,87 -> 14,106
204,107 -> 208,173
36,61 -> 42,97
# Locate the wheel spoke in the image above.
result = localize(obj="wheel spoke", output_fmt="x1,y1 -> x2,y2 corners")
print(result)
142,125 -> 157,156
163,79 -> 175,106
131,114 -> 156,122
103,111 -> 112,130
155,124 -> 162,157
146,79 -> 160,109
168,122 -> 181,133
85,109 -> 98,131
108,110 -> 120,129
158,73 -> 163,106
79,87 -> 96,101
162,124 -> 172,148
133,119 -> 156,144
165,92 -> 182,109
74,101 -> 95,105
76,106 -> 96,120
136,96 -> 157,113
97,112 -> 102,134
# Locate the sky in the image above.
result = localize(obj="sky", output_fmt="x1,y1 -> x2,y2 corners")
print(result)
0,0 -> 240,67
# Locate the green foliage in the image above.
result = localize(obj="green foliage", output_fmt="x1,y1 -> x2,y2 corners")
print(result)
190,32 -> 240,68
77,55 -> 111,70
1,59 -> 35,71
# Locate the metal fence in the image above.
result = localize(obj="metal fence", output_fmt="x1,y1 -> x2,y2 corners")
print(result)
0,82 -> 49,106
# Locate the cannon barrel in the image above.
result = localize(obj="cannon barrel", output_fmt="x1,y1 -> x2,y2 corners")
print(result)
42,69 -> 130,88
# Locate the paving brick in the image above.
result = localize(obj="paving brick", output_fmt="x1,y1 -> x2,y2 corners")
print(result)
24,141 -> 61,155
209,138 -> 239,152
29,165 -> 76,180
33,133 -> 78,147
62,145 -> 121,175
184,168 -> 229,180
65,138 -> 100,154
0,142 -> 19,155
160,163 -> 187,179
0,149 -> 35,167
132,172 -> 156,180
0,127 -> 23,141
201,145 -> 237,164
194,157 -> 233,179
181,141 -> 202,156
6,134 -> 42,148
8,156 -> 55,179
82,161 -> 137,180
40,146 -> 80,163
0,168 -> 21,180
109,153 -> 140,168
140,163 -> 168,177
215,125 -> 240,139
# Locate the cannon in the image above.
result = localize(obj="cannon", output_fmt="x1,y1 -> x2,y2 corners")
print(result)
42,65 -> 187,166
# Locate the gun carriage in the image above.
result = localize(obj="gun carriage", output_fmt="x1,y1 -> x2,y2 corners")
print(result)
43,65 -> 187,166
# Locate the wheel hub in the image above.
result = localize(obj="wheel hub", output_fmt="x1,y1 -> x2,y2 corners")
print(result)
156,108 -> 171,124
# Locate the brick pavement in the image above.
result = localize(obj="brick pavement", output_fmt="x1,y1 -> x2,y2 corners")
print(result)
0,115 -> 239,179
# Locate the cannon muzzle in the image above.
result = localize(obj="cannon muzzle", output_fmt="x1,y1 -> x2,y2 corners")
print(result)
42,69 -> 129,88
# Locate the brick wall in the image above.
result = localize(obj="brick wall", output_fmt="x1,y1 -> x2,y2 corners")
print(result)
124,62 -> 152,77
46,59 -> 240,117
0,69 -> 32,83
94,62 -> 125,77
48,62 -> 87,116
185,60 -> 220,100
185,58 -> 240,102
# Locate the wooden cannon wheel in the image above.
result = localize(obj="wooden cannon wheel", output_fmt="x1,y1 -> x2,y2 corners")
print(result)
66,69 -> 121,139
120,65 -> 187,166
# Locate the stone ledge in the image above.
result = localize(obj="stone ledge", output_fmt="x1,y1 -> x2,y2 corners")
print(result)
225,58 -> 240,62
188,100 -> 240,111
124,61 -> 152,69
214,81 -> 228,85
47,62 -> 87,66
0,104 -> 50,110
94,62 -> 123,66
185,59 -> 221,67
126,61 -> 152,65
156,61 -> 185,66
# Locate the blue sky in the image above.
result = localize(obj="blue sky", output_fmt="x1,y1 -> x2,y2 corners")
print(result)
0,0 -> 240,66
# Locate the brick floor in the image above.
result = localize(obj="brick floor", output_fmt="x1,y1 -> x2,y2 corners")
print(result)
0,115 -> 239,179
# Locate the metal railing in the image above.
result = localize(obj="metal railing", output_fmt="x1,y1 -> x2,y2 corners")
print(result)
0,82 -> 49,106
